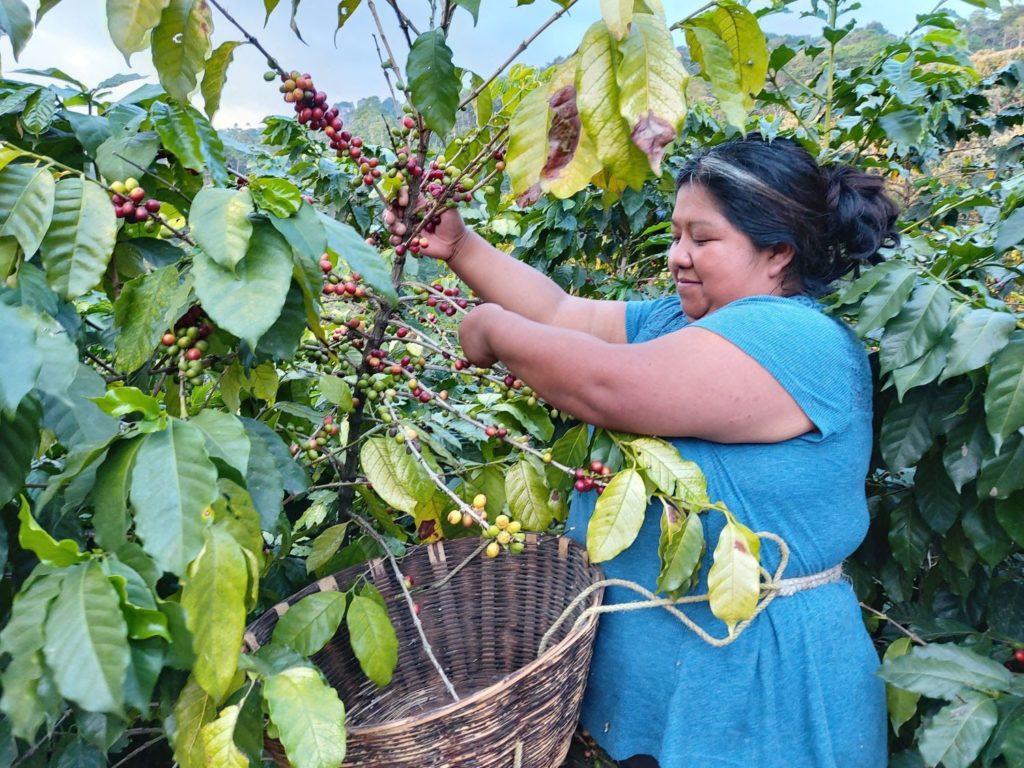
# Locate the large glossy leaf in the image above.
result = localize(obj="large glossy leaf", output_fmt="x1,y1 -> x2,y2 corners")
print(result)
995,492 -> 1024,548
0,0 -> 33,59
918,692 -> 997,768
0,163 -> 55,258
269,203 -> 327,266
630,437 -> 708,507
130,419 -> 219,576
984,332 -> 1024,454
182,525 -> 247,701
38,177 -> 117,299
94,131 -> 161,185
913,452 -> 960,535
201,40 -> 240,119
576,21 -> 649,191
940,308 -> 1017,382
193,219 -> 294,348
190,410 -> 250,477
43,562 -> 130,713
0,396 -> 40,505
171,674 -> 217,768
359,436 -> 429,514
273,591 -> 346,657
406,30 -> 459,136
657,507 -> 704,596
92,438 -> 143,552
880,385 -> 935,472
703,2 -> 767,105
200,704 -> 249,768
17,496 -> 85,567
319,212 -> 397,304
878,281 -> 952,373
978,433 -> 1024,500
264,666 -> 347,768
0,304 -> 41,416
887,501 -> 931,572
707,519 -> 760,632
891,333 -> 950,400
943,415 -> 989,493
113,264 -> 192,372
150,101 -> 229,186
882,638 -> 920,737
306,523 -> 349,574
106,0 -> 171,61
505,458 -> 559,531
346,592 -> 398,687
877,643 -> 1013,699
188,187 -> 253,273
586,468 -> 647,563
853,266 -> 918,337
617,14 -> 687,174
151,0 -> 213,102
21,87 -> 57,135
962,503 -> 1014,567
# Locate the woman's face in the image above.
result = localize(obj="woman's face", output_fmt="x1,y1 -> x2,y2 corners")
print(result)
668,183 -> 792,321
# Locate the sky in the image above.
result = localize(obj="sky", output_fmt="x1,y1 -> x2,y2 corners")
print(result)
1,0 -> 991,129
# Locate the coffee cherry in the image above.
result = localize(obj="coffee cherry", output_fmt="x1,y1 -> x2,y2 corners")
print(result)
145,199 -> 161,213
495,514 -> 510,529
124,177 -> 139,192
509,542 -> 525,555
185,347 -> 202,361
486,541 -> 501,558
1015,649 -> 1024,664
508,520 -> 522,534
472,494 -> 487,510
447,510 -> 463,526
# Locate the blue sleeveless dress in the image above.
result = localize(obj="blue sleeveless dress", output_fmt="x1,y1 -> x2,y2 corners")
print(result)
564,295 -> 887,768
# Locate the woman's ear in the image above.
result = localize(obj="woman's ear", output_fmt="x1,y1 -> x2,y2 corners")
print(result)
765,242 -> 796,278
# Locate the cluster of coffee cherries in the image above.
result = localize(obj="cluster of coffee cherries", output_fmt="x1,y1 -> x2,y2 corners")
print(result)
108,177 -> 161,222
573,460 -> 613,493
265,68 -> 368,161
417,283 -> 469,318
289,413 -> 340,462
161,306 -> 213,383
320,255 -> 368,299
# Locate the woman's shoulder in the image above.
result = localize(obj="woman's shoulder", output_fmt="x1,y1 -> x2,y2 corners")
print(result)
695,295 -> 856,348
625,295 -> 688,343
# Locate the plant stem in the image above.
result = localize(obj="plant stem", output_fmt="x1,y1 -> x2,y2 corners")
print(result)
859,602 -> 927,646
384,0 -> 418,44
822,0 -> 839,150
206,0 -> 287,77
367,1 -> 407,91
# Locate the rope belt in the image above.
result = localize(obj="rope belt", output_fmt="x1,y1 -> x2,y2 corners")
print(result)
772,563 -> 845,596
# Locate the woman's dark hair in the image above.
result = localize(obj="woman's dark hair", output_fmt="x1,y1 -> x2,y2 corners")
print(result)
674,133 -> 901,296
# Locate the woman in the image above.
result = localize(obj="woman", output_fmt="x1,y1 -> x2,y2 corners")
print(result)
400,134 -> 899,767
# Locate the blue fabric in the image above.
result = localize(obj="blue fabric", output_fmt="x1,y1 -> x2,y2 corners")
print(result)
565,295 -> 886,768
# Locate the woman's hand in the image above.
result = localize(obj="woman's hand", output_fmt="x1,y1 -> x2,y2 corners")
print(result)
458,303 -> 505,368
384,198 -> 469,263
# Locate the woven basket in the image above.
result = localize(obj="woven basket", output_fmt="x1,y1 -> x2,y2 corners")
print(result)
244,534 -> 605,768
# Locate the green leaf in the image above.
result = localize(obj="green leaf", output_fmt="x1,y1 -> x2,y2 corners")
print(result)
241,422 -> 286,529
892,333 -> 950,400
630,437 -> 708,507
878,109 -> 927,150
880,385 -> 935,472
269,202 -> 327,263
586,468 -> 648,562
190,409 -> 250,477
600,0 -> 632,39
189,187 -> 254,273
878,281 -> 952,373
306,523 -> 349,574
918,692 -> 997,768
106,0 -> 171,62
200,703 -> 249,768
943,415 -> 989,493
90,386 -> 163,420
833,260 -> 913,307
995,492 -> 1024,548
984,332 -> 1024,454
877,643 -> 1013,699
657,507 -> 704,596
201,40 -> 240,119
887,501 -> 931,572
406,30 -> 459,137
21,86 -> 57,135
335,0 -> 362,33
577,21 -> 649,191
213,479 -> 264,561
182,525 -> 248,701
505,457 -> 559,531
0,0 -> 32,59
490,399 -> 554,442
359,436 -> 428,514
962,502 -> 1014,567
318,212 -> 397,304
995,207 -> 1024,254
255,280 -> 307,361
131,419 -> 219,576
684,22 -> 746,129
616,14 -> 687,174
913,452 -> 960,535
940,308 -> 1017,382
38,177 -> 117,299
452,0 -> 476,23
853,266 -> 918,337
0,396 -> 40,505
707,519 -> 760,632
91,439 -> 142,551
319,374 -> 353,411
346,592 -> 397,687
171,674 -> 217,768
882,638 -> 920,736
0,304 -> 41,416
273,591 -> 346,657
94,132 -> 161,186
548,423 -> 589,489
151,0 -> 213,102
17,496 -> 86,566
249,177 -> 302,218
0,163 -> 55,258
44,562 -> 130,713
978,433 -> 1024,500
193,219 -> 294,349
150,100 -> 229,186
264,666 -> 347,768
0,571 -> 63,739
113,264 -> 192,372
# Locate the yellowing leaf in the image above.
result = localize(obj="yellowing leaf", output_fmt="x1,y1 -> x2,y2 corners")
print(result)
200,704 -> 249,768
506,77 -> 549,205
600,0 -> 632,39
707,520 -> 760,632
586,468 -> 648,563
264,666 -> 346,768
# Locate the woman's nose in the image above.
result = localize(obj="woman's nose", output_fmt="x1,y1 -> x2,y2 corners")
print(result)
668,242 -> 691,269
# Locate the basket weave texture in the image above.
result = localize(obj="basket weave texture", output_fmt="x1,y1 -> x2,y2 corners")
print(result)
244,534 -> 605,768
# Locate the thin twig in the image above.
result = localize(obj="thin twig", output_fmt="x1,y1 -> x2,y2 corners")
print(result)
112,152 -> 188,198
458,0 -> 579,110
109,736 -> 166,768
348,513 -> 461,701
859,602 -> 927,646
367,1 -> 406,89
372,34 -> 400,104
384,0 -> 418,45
206,0 -> 287,77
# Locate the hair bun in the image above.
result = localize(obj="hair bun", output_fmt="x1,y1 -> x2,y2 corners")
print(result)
823,164 -> 900,267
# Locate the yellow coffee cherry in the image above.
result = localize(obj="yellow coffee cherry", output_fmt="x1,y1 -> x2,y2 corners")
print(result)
447,510 -> 462,525
496,530 -> 512,545
508,520 -> 522,534
404,427 -> 418,441
124,177 -> 139,191
461,514 -> 475,528
472,494 -> 487,509
495,514 -> 510,529
485,541 -> 501,558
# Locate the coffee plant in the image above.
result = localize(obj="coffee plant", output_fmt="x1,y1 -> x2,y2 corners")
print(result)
0,0 -> 1020,766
